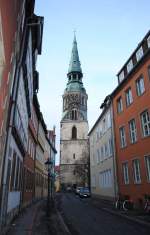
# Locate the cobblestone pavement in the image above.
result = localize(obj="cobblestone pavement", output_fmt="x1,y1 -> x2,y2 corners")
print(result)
56,192 -> 150,235
6,200 -> 68,235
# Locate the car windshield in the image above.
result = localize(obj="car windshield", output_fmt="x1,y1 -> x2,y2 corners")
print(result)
81,188 -> 89,193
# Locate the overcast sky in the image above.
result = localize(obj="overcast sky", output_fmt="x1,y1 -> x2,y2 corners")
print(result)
35,0 -> 150,164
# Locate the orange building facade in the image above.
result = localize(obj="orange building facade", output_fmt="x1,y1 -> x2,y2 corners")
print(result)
112,31 -> 150,207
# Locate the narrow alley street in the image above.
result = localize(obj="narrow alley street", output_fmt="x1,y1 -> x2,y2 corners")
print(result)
56,193 -> 150,235
6,193 -> 150,235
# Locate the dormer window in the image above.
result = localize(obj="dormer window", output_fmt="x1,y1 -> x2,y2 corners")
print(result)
136,46 -> 143,62
147,35 -> 150,48
127,59 -> 133,73
118,70 -> 125,83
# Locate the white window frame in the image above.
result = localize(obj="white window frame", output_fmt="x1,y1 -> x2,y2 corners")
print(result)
117,97 -> 123,113
145,155 -> 150,182
122,162 -> 129,184
136,46 -> 143,62
97,149 -> 100,164
100,146 -> 104,161
127,59 -> 133,73
147,35 -> 150,48
129,119 -> 137,143
133,159 -> 141,184
104,143 -> 108,159
136,76 -> 145,96
99,169 -> 112,188
118,70 -> 125,83
125,88 -> 133,106
108,138 -> 113,157
141,110 -> 150,137
119,126 -> 126,148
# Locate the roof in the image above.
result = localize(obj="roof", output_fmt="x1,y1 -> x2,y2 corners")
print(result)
68,34 -> 82,74
117,30 -> 150,76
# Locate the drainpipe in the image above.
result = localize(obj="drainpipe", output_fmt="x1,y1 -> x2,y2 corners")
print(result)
111,101 -> 119,200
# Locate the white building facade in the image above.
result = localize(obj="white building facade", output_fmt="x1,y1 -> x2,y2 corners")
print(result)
89,97 -> 117,200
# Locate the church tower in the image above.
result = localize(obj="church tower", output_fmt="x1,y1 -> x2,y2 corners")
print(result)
60,35 -> 89,188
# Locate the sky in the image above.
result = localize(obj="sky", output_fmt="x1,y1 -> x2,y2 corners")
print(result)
35,0 -> 150,164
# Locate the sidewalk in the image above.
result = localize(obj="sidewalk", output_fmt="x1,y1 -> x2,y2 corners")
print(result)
90,197 -> 150,228
6,200 -> 70,235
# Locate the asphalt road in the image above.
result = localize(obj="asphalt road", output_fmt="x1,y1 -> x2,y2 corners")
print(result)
57,193 -> 150,235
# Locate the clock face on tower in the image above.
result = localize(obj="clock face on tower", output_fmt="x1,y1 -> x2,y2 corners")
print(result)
67,94 -> 80,108
68,94 -> 80,103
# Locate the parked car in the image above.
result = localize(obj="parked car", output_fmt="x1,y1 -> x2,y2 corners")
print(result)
79,187 -> 91,198
66,186 -> 72,192
75,187 -> 83,195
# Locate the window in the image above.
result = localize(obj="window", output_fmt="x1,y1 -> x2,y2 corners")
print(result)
125,88 -> 133,106
117,97 -> 123,113
133,159 -> 141,184
72,126 -> 77,139
100,146 -> 104,161
127,59 -> 133,73
145,156 -> 150,182
119,126 -> 126,148
122,162 -> 129,184
73,74 -> 76,80
141,110 -> 150,137
136,46 -> 143,62
99,169 -> 112,188
108,138 -> 113,156
147,35 -> 150,48
10,152 -> 17,191
102,118 -> 106,133
73,153 -> 75,159
148,66 -> 150,81
129,119 -> 137,143
118,70 -> 125,83
104,143 -> 108,158
71,109 -> 77,120
97,149 -> 100,164
136,76 -> 145,96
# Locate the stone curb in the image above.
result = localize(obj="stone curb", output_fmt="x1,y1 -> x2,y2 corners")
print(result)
56,208 -> 72,235
100,206 -> 150,228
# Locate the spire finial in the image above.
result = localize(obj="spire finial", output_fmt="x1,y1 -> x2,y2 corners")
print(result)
73,29 -> 76,42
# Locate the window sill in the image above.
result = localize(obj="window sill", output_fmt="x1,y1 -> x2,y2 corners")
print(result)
134,182 -> 142,185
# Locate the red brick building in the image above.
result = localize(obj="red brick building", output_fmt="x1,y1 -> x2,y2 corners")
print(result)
112,31 -> 150,207
0,0 -> 23,192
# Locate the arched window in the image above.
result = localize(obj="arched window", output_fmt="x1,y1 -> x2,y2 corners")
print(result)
71,110 -> 74,120
71,109 -> 77,120
73,74 -> 76,80
74,110 -> 77,120
72,126 -> 77,139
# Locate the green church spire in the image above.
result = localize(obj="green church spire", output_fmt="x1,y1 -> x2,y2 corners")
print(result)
68,34 -> 82,74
